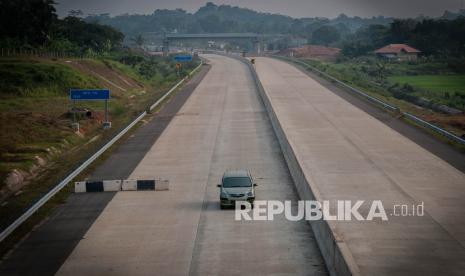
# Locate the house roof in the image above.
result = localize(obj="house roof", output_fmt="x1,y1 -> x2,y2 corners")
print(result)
374,44 -> 421,54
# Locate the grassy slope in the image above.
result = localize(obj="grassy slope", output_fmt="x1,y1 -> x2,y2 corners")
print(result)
0,55 -> 195,230
0,58 -> 101,185
0,56 -> 184,184
0,59 -> 99,97
0,55 -> 201,257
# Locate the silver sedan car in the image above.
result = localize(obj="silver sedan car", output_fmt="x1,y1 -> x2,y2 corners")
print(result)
217,170 -> 257,209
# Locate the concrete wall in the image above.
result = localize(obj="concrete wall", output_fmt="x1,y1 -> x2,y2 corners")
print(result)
236,55 -> 360,276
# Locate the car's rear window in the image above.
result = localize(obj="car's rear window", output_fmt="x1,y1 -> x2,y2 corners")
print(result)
223,177 -> 252,187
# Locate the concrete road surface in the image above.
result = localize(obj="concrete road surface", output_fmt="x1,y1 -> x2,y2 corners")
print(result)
254,57 -> 465,275
56,55 -> 327,275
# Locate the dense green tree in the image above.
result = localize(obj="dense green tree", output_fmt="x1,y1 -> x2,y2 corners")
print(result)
341,17 -> 465,58
311,25 -> 341,46
0,0 -> 57,45
406,18 -> 465,57
0,0 -> 125,54
198,15 -> 223,33
52,16 -> 124,53
390,19 -> 416,43
85,2 -> 393,40
341,24 -> 389,57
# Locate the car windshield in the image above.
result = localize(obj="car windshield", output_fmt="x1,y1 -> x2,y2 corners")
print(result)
223,177 -> 252,188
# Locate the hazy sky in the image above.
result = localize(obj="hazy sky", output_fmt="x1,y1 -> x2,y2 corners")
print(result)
55,0 -> 464,18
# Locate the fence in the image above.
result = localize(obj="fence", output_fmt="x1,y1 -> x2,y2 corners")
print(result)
0,48 -> 103,59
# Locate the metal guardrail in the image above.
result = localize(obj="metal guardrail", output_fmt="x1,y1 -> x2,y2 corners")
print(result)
274,55 -> 465,147
0,62 -> 203,243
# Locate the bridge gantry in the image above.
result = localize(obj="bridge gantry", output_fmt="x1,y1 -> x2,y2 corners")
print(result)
162,33 -> 263,55
143,32 -> 268,55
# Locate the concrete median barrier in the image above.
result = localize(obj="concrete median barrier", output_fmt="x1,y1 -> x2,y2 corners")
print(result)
238,56 -> 359,276
122,179 -> 169,191
121,179 -> 137,191
74,180 -> 122,193
155,179 -> 169,191
74,179 -> 169,192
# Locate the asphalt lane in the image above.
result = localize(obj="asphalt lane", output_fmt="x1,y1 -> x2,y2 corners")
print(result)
56,55 -> 327,275
0,193 -> 115,276
0,64 -> 210,276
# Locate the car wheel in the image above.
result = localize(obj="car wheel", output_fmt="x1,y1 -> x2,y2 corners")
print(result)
220,204 -> 226,210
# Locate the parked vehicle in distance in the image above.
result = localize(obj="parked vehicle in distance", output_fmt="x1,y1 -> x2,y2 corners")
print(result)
217,169 -> 257,209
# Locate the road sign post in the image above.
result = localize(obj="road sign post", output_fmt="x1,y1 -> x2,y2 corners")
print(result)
103,99 -> 111,129
175,63 -> 182,77
174,55 -> 191,78
71,99 -> 79,132
70,89 -> 111,129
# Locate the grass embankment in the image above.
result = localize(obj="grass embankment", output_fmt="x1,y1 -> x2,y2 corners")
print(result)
0,55 -> 199,239
297,57 -> 465,138
0,58 -> 100,187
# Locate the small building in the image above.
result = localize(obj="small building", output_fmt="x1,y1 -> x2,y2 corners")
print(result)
374,44 -> 421,61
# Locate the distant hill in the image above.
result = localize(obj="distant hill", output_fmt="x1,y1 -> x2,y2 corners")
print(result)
84,2 -> 465,52
441,9 -> 465,20
85,2 -> 394,39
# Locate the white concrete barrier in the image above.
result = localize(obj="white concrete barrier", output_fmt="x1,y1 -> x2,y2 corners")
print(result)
122,179 -> 138,191
155,179 -> 169,191
74,180 -> 121,193
76,179 -> 169,192
103,180 -> 122,192
74,181 -> 87,193
122,179 -> 169,191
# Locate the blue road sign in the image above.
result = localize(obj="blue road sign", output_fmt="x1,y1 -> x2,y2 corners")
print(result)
70,89 -> 110,100
174,55 -> 192,62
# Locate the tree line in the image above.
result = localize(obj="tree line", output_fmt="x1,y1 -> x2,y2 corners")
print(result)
85,2 -> 465,60
0,0 -> 124,55
87,2 -> 392,44
2,1 -> 464,60
341,17 -> 465,58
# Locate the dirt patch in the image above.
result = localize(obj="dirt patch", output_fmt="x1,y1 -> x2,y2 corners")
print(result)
65,60 -> 145,96
420,113 -> 465,137
1,164 -> 44,202
0,109 -> 106,201
276,45 -> 341,61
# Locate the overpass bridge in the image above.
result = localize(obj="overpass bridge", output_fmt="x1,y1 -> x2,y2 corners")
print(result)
146,32 -> 279,54
163,33 -> 262,55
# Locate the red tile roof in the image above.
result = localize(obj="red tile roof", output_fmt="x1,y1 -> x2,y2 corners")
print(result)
374,44 -> 421,54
